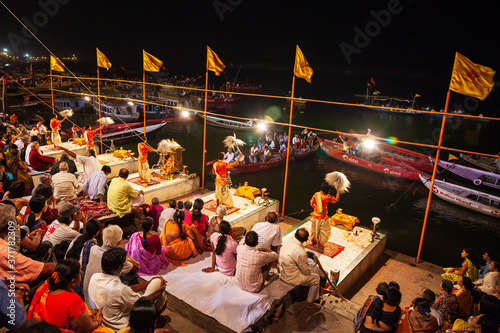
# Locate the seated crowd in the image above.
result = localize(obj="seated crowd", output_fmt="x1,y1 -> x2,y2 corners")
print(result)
355,249 -> 500,332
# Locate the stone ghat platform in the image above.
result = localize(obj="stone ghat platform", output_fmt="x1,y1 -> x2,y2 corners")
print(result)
31,153 -> 138,186
281,217 -> 386,295
39,142 -> 87,160
197,188 -> 280,231
126,172 -> 200,204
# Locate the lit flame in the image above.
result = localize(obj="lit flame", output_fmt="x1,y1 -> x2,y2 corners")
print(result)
256,122 -> 267,131
84,96 -> 90,101
181,110 -> 189,118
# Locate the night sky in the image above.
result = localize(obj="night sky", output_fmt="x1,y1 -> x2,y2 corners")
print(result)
1,0 -> 499,109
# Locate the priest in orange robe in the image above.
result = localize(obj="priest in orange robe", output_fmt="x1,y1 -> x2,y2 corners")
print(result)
50,116 -> 66,145
138,140 -> 157,184
310,182 -> 339,247
212,152 -> 240,209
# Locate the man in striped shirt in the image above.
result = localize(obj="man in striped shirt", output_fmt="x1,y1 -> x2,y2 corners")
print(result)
236,231 -> 278,293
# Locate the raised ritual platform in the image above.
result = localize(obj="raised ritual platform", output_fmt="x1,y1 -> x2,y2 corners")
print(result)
125,172 -> 200,204
39,141 -> 87,160
281,217 -> 386,295
30,153 -> 138,186
198,188 -> 280,231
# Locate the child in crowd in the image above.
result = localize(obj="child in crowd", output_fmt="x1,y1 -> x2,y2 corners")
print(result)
146,197 -> 164,232
183,201 -> 192,222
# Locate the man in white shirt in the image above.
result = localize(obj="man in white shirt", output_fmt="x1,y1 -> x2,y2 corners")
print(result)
38,122 -> 47,145
52,162 -> 81,202
158,199 -> 176,234
251,211 -> 282,253
249,144 -> 260,164
474,261 -> 500,295
56,146 -> 102,183
292,134 -> 300,147
88,248 -> 167,330
25,136 -> 39,166
279,228 -> 323,310
83,165 -> 111,204
223,147 -> 235,163
42,202 -> 86,246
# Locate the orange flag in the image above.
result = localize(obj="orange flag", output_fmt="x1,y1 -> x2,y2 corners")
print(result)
96,48 -> 112,70
449,52 -> 495,100
143,50 -> 163,72
207,46 -> 225,76
294,45 -> 313,83
50,55 -> 64,72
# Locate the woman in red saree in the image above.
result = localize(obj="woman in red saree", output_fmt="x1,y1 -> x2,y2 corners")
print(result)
27,258 -> 111,333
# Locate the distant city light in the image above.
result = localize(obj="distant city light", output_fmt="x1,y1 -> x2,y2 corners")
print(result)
25,53 -> 29,57
2,48 -> 7,52
127,101 -> 134,106
84,96 -> 91,101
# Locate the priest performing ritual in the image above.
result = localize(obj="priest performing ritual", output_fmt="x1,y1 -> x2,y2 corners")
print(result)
50,110 -> 71,145
310,172 -> 350,247
212,134 -> 244,208
138,139 -> 158,184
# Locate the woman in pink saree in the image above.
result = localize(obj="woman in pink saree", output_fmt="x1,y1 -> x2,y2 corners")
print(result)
125,217 -> 169,276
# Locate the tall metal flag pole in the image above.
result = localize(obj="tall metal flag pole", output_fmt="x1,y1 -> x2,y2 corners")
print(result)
96,61 -> 103,154
281,75 -> 296,217
281,45 -> 313,216
416,53 -> 495,263
416,90 -> 450,263
202,68 -> 208,189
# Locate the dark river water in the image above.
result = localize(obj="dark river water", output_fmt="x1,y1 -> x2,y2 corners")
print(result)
25,93 -> 500,268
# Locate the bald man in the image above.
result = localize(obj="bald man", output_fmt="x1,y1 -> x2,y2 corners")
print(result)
52,162 -> 81,202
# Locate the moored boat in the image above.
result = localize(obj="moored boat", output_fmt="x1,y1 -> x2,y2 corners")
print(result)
91,97 -> 140,122
419,175 -> 500,218
95,122 -> 167,143
318,137 -> 424,180
431,157 -> 500,191
206,153 -> 285,174
199,114 -> 260,131
460,153 -> 499,174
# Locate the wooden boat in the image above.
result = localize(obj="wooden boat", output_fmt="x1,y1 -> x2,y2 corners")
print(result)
460,153 -> 499,173
202,96 -> 242,104
91,97 -> 140,122
293,143 -> 319,160
95,122 -> 166,142
342,134 -> 433,172
431,157 -> 500,191
206,153 -> 285,174
199,114 -> 258,131
318,137 -> 424,180
419,175 -> 500,218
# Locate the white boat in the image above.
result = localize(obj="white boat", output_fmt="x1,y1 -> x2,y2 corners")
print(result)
55,97 -> 85,113
199,114 -> 258,131
430,157 -> 500,191
92,97 -> 140,122
419,175 -> 500,218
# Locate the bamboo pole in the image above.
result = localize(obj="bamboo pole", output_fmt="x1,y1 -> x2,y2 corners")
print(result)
416,90 -> 451,263
50,69 -> 54,114
202,70 -> 208,189
143,70 -> 146,137
97,66 -> 103,153
281,75 -> 296,216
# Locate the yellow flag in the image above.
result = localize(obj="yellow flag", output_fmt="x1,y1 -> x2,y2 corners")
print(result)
294,45 -> 313,83
207,46 -> 225,76
448,153 -> 459,161
415,94 -> 421,97
143,50 -> 163,72
50,55 -> 64,72
449,52 -> 495,100
96,48 -> 112,70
